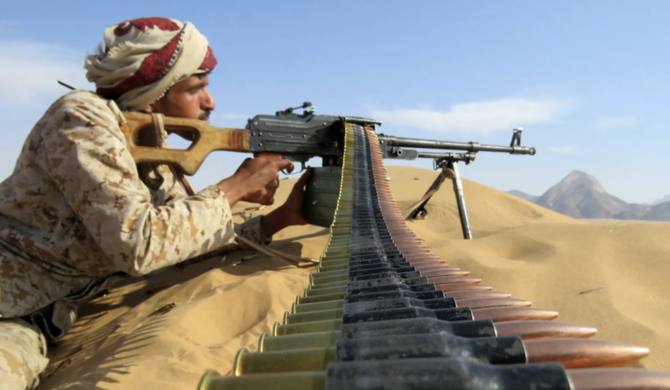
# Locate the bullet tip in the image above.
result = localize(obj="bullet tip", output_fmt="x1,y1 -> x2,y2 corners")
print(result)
456,297 -> 532,310
568,368 -> 670,390
473,307 -> 559,322
525,339 -> 650,368
495,321 -> 597,340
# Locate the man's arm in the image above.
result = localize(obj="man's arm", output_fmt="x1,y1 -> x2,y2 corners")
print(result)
259,168 -> 312,238
231,168 -> 312,247
42,92 -> 240,276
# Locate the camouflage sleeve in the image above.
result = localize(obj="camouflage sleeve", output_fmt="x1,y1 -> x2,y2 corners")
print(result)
158,159 -> 271,248
42,92 -> 237,277
235,216 -> 272,247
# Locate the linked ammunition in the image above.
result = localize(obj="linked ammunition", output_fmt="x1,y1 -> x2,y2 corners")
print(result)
236,334 -> 648,374
295,288 -> 510,308
260,319 -> 597,352
317,261 -> 451,273
284,305 -> 556,325
199,359 -> 670,390
287,297 -> 530,324
274,306 -> 558,336
303,282 -> 493,298
309,267 -> 469,286
292,292 -> 528,314
307,274 -> 480,290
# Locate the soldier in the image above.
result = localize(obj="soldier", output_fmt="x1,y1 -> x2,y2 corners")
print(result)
0,17 -> 309,389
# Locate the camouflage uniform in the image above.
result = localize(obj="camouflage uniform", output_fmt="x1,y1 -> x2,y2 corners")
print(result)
0,319 -> 49,389
0,90 -> 268,389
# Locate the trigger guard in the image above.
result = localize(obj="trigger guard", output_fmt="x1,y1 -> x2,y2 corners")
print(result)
281,161 -> 305,175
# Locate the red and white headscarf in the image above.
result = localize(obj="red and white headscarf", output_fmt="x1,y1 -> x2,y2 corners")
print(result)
84,17 -> 217,110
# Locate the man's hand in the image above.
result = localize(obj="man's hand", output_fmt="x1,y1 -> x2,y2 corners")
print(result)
217,156 -> 294,206
260,168 -> 312,238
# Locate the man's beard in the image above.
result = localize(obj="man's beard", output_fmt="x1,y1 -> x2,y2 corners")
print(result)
199,109 -> 212,121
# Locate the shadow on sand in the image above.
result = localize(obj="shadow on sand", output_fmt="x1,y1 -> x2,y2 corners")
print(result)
38,237 -> 318,389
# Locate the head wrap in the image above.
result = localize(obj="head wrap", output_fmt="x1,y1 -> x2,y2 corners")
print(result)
84,17 -> 217,110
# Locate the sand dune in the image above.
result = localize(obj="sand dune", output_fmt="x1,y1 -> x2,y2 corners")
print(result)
39,166 -> 670,389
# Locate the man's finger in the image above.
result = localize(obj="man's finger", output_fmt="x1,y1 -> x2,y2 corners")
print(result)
275,159 -> 294,174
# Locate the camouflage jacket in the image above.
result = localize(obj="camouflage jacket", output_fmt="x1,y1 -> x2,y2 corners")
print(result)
0,90 -> 267,338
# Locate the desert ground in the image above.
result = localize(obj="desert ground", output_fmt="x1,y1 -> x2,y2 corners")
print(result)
38,166 -> 670,389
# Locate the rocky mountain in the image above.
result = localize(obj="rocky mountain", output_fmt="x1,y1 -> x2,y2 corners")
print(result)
534,171 -> 642,219
509,170 -> 669,221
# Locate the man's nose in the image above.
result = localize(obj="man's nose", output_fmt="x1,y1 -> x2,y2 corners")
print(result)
202,88 -> 216,111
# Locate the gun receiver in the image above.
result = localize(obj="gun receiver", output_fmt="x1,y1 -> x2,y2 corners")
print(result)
246,110 -> 380,170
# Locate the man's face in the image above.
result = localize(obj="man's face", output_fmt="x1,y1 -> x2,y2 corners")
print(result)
148,74 -> 215,122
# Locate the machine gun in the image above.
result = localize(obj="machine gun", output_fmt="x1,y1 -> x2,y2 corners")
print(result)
120,102 -> 536,234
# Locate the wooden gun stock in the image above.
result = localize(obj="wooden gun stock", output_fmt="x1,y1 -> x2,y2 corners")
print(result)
120,112 -> 252,175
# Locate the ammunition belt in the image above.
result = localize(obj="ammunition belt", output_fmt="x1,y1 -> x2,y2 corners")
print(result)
198,123 -> 661,389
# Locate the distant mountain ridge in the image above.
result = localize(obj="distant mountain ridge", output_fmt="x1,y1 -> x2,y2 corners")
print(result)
649,194 -> 670,206
508,170 -> 670,221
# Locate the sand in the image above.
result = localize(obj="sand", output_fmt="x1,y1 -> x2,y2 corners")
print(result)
38,166 -> 670,389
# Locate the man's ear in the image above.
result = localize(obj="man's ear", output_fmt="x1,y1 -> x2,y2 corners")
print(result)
142,105 -> 153,113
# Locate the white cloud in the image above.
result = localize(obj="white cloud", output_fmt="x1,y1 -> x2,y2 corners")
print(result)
596,116 -> 636,129
369,98 -> 573,135
0,40 -> 88,108
549,146 -> 578,153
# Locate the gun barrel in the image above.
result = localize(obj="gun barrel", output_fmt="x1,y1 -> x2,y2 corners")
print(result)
379,135 -> 536,155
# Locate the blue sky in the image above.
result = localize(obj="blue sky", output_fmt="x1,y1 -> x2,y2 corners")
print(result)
1,1 -> 668,203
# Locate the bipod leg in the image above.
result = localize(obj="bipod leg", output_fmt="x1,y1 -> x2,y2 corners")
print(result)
447,160 -> 473,240
403,165 -> 449,220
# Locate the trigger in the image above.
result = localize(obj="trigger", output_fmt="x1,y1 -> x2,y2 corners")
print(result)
281,161 -> 304,175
